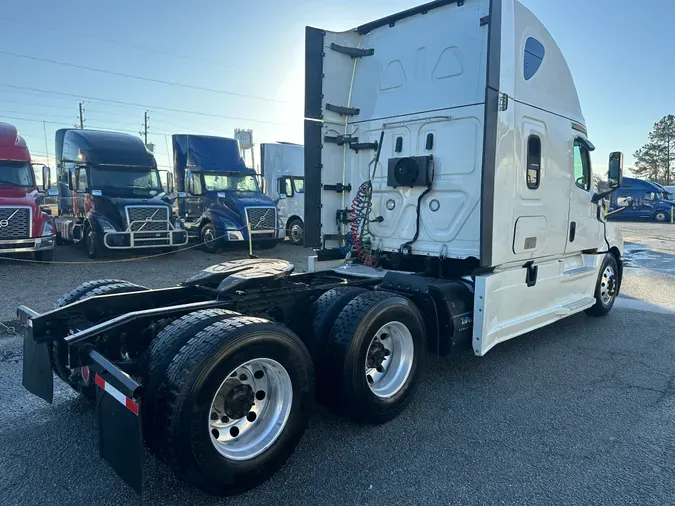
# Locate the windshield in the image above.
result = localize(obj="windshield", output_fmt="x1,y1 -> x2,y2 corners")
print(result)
90,166 -> 162,191
203,173 -> 259,192
0,161 -> 35,187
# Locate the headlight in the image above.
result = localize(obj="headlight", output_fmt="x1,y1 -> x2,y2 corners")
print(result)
227,230 -> 244,241
41,221 -> 54,237
99,219 -> 116,232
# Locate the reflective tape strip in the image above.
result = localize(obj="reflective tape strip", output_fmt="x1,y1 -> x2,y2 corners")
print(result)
94,374 -> 140,416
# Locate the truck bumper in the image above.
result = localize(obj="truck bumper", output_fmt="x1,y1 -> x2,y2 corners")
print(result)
103,222 -> 189,250
0,236 -> 56,254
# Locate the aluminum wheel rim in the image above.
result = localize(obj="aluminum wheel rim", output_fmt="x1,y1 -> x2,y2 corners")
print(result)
204,228 -> 216,246
600,265 -> 616,306
208,358 -> 293,461
365,321 -> 414,399
291,224 -> 303,243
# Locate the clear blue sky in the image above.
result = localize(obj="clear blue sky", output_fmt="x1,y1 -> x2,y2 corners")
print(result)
0,0 -> 672,176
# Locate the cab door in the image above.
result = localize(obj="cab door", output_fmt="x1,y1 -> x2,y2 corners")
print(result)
565,138 -> 602,253
183,171 -> 205,219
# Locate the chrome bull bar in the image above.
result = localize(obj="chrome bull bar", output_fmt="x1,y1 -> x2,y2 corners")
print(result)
103,219 -> 189,249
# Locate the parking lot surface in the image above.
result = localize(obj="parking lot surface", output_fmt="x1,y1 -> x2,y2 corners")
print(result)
1,224 -> 674,505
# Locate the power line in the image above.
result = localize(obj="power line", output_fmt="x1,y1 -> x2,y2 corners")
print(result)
0,83 -> 300,126
0,98 -> 77,111
0,15 -> 292,81
0,50 -> 289,104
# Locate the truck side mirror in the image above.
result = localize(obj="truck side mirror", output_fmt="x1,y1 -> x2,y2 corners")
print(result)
608,152 -> 623,189
68,170 -> 74,191
166,172 -> 174,194
41,166 -> 51,192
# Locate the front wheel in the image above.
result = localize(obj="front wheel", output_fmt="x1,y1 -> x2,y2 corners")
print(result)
586,254 -> 619,317
654,211 -> 668,222
287,219 -> 304,246
85,226 -> 103,259
201,223 -> 221,253
154,316 -> 313,495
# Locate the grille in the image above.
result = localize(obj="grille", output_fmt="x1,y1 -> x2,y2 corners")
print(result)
245,207 -> 276,232
126,206 -> 169,232
0,208 -> 30,240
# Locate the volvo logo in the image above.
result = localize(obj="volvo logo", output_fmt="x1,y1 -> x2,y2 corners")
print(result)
252,209 -> 271,230
0,209 -> 19,228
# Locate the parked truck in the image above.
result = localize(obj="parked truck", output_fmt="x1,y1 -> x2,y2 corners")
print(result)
52,129 -> 187,257
0,122 -> 57,261
261,142 -> 305,245
608,176 -> 675,222
19,0 -> 626,497
173,134 -> 284,251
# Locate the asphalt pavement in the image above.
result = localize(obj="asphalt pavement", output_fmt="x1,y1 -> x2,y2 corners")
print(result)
1,223 -> 674,505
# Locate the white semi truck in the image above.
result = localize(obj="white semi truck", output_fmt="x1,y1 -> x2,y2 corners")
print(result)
261,142 -> 305,245
19,0 -> 625,497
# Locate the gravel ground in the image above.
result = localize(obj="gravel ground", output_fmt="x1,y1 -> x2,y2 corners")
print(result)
0,241 -> 313,326
1,223 -> 675,505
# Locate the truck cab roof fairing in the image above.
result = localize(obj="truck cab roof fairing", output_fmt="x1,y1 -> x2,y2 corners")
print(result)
504,1 -> 585,126
59,129 -> 156,168
172,135 -> 249,173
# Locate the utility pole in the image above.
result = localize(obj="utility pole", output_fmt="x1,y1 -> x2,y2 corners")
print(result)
141,111 -> 149,147
43,120 -> 51,168
78,102 -> 85,129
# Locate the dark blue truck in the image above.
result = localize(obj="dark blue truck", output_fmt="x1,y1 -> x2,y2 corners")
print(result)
172,134 -> 283,251
608,176 -> 675,222
53,129 -> 188,257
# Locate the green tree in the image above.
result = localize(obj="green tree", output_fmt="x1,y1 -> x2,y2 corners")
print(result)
633,142 -> 662,182
633,115 -> 675,185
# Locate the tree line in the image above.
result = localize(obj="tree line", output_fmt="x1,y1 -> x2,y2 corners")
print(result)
632,115 -> 675,185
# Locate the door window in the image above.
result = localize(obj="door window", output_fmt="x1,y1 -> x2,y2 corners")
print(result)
573,140 -> 591,191
643,192 -> 656,201
76,167 -> 88,192
292,177 -> 304,194
526,135 -> 541,190
278,176 -> 293,197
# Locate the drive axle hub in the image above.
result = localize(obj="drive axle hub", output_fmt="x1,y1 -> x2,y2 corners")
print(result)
224,384 -> 255,420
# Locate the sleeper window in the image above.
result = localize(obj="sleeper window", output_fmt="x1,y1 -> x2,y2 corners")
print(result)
573,140 -> 592,191
526,135 -> 541,189
524,37 -> 545,80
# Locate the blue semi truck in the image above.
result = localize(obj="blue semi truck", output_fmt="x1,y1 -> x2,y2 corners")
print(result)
608,176 -> 675,222
172,134 -> 283,250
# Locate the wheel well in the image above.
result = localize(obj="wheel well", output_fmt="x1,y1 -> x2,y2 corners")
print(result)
286,215 -> 303,230
609,246 -> 623,293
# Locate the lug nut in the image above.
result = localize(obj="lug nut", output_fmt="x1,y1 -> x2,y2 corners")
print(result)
221,416 -> 229,423
376,366 -> 384,373
210,412 -> 219,421
384,349 -> 391,357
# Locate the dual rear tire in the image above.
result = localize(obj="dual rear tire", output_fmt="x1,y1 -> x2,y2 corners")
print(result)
145,313 -> 314,495
306,289 -> 426,424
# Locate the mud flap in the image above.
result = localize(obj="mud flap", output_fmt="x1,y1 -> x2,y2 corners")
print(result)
22,326 -> 54,404
95,372 -> 144,495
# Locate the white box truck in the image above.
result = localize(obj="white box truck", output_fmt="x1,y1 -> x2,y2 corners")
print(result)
261,142 -> 305,245
18,0 -> 626,497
